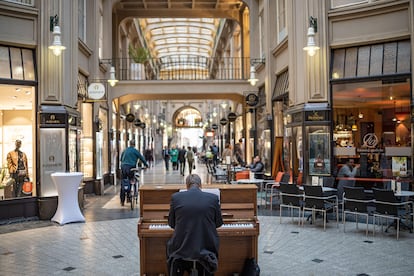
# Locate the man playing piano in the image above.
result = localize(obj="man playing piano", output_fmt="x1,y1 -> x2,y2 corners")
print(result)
167,174 -> 223,275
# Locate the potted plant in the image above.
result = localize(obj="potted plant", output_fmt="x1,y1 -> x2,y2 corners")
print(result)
129,45 -> 150,80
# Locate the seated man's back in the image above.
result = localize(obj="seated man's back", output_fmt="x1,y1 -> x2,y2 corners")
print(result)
167,174 -> 223,275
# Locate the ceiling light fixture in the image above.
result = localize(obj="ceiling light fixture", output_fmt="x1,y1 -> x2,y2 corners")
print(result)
48,14 -> 66,56
303,16 -> 320,57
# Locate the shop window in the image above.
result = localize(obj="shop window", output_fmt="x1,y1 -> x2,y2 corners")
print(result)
1,85 -> 36,199
332,78 -> 411,183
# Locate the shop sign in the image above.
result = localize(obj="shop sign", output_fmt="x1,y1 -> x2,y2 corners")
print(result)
220,118 -> 228,125
126,113 -> 135,122
228,112 -> 237,122
41,113 -> 66,125
246,93 -> 259,107
134,119 -> 142,127
305,111 -> 328,122
87,83 -> 105,100
362,133 -> 378,148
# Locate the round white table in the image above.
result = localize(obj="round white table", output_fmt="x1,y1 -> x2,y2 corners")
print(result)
51,172 -> 85,225
394,190 -> 414,197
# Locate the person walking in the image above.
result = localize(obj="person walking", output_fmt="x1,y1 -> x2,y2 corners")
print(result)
167,174 -> 223,275
186,146 -> 195,175
170,146 -> 179,170
234,138 -> 245,166
178,146 -> 187,176
162,145 -> 170,171
144,147 -> 154,168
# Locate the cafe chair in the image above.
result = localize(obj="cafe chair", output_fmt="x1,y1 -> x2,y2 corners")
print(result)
205,160 -> 227,184
265,172 -> 290,210
279,182 -> 303,225
322,176 -> 336,188
302,185 -> 339,231
342,186 -> 373,236
372,188 -> 413,240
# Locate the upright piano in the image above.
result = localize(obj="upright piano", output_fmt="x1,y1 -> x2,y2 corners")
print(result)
137,184 -> 259,276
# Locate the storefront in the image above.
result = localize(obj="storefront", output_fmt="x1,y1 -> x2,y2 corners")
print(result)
331,40 -> 412,188
0,46 -> 38,218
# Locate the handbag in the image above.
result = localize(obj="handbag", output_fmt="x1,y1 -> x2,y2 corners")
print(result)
193,164 -> 196,170
22,178 -> 32,195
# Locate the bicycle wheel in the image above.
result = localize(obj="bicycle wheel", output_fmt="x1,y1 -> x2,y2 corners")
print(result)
130,191 -> 134,210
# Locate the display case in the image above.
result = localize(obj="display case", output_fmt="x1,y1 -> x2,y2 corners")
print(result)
80,137 -> 93,178
80,103 -> 93,179
68,129 -> 78,172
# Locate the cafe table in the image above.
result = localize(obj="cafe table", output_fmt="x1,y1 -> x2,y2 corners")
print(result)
299,185 -> 337,193
51,172 -> 85,225
394,190 -> 414,197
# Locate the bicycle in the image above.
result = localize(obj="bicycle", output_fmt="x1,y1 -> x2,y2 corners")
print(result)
122,167 -> 141,210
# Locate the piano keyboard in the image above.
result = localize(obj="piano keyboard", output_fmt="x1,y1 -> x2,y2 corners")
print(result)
148,223 -> 254,230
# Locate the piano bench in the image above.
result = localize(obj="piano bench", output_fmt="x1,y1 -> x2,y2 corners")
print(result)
173,258 -> 200,276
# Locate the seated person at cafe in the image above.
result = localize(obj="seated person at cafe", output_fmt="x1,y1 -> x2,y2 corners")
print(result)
247,155 -> 264,179
337,158 -> 360,199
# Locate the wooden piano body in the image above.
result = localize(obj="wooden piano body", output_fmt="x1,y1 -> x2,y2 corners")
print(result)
137,184 -> 259,276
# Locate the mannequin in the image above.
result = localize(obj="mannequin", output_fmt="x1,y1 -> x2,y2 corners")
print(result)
7,140 -> 28,197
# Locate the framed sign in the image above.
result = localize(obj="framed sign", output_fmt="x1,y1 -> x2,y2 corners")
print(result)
309,133 -> 330,176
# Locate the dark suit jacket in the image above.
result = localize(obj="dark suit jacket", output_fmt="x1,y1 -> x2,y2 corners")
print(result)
167,186 -> 223,273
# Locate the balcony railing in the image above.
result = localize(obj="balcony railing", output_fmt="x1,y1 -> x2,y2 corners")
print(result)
107,56 -> 252,81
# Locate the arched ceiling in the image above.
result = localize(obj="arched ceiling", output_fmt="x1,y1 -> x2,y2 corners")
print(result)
112,0 -> 249,118
139,17 -> 220,63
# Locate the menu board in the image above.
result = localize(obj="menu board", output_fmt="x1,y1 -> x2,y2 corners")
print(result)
392,156 -> 407,177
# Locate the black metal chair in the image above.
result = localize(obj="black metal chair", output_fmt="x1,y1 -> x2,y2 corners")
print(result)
265,173 -> 291,210
279,182 -> 303,225
206,160 -> 227,183
302,185 -> 338,231
342,186 -> 373,236
372,188 -> 413,240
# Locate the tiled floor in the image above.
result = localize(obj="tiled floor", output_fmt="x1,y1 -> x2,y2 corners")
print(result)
1,161 -> 414,275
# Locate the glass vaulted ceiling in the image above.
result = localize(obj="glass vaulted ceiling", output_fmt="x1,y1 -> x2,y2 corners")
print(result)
138,18 -> 222,72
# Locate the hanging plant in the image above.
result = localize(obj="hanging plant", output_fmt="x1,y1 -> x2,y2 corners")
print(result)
128,45 -> 150,63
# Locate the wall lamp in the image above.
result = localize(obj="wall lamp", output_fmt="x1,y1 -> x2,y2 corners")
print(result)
48,15 -> 66,56
248,58 -> 265,86
108,66 -> 118,87
100,59 -> 119,87
303,16 -> 320,57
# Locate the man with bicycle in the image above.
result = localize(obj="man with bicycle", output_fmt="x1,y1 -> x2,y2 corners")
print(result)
120,140 -> 148,206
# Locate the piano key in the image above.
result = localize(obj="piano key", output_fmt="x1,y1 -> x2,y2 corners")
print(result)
148,223 -> 254,230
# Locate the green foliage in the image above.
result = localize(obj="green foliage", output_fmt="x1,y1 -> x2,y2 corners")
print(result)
128,45 -> 149,63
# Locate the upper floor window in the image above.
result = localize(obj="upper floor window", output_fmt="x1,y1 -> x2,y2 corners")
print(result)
277,0 -> 287,43
0,46 -> 35,81
78,0 -> 86,42
2,0 -> 34,6
99,11 -> 103,59
331,0 -> 379,9
259,10 -> 265,59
